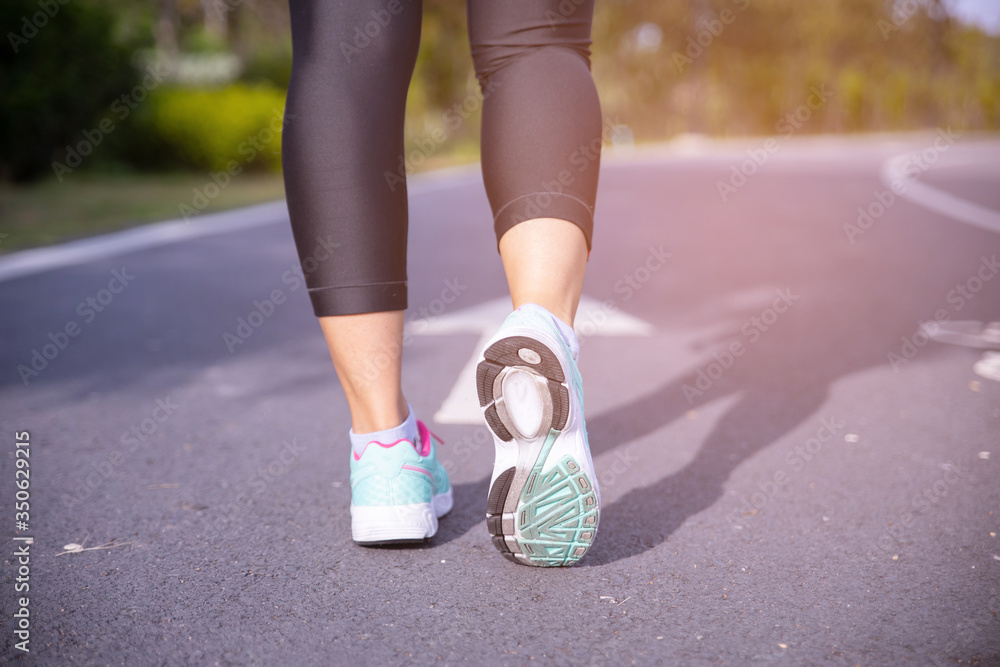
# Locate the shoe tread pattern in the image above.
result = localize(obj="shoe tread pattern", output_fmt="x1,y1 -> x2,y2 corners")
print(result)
484,432 -> 598,567
515,452 -> 598,566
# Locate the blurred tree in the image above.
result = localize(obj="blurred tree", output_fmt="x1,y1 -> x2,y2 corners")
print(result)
591,0 -> 999,139
201,0 -> 228,42
7,0 -> 995,181
0,0 -> 141,181
156,0 -> 180,64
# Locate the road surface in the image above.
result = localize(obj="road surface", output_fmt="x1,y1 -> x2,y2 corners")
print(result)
1,133 -> 998,665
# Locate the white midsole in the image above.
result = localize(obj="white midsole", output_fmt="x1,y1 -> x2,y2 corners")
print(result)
351,487 -> 454,542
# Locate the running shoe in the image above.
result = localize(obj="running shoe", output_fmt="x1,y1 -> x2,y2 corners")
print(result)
476,304 -> 600,566
349,419 -> 453,544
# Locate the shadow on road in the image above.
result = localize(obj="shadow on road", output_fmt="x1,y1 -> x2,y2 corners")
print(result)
579,215 -> 998,566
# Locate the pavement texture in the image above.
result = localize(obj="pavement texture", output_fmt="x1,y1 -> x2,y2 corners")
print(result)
1,134 -> 999,666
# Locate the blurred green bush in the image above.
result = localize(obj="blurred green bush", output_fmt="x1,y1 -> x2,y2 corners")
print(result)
127,84 -> 286,173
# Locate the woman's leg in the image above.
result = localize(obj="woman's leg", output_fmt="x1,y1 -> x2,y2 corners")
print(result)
282,0 -> 423,433
283,0 -> 452,545
317,312 -> 408,433
468,0 -> 602,324
498,217 -> 588,327
468,0 -> 604,566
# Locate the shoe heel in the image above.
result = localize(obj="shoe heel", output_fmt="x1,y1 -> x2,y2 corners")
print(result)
476,335 -> 569,441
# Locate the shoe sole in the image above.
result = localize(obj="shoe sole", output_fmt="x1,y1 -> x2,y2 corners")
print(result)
351,488 -> 454,545
477,334 -> 598,566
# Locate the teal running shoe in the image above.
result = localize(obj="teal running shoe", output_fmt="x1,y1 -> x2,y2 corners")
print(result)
476,303 -> 600,566
349,419 -> 453,544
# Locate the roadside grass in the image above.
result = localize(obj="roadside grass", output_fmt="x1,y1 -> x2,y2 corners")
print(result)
0,171 -> 286,253
0,145 -> 478,254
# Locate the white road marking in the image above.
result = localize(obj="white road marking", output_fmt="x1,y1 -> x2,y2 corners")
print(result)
0,201 -> 288,284
410,295 -> 653,424
0,167 -> 482,284
883,144 -> 1000,380
881,148 -> 1000,235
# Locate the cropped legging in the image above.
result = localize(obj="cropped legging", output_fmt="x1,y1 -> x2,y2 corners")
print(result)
281,0 -> 602,317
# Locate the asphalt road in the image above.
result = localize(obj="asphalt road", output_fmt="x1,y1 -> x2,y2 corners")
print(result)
1,134 -> 998,665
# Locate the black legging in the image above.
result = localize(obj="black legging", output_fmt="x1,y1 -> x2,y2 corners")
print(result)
282,0 -> 602,317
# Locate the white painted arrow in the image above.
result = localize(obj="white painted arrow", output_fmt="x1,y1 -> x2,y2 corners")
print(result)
408,295 -> 654,424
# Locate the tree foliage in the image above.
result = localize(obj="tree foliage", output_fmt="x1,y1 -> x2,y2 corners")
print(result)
3,0 -> 997,181
1,0 -> 140,180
